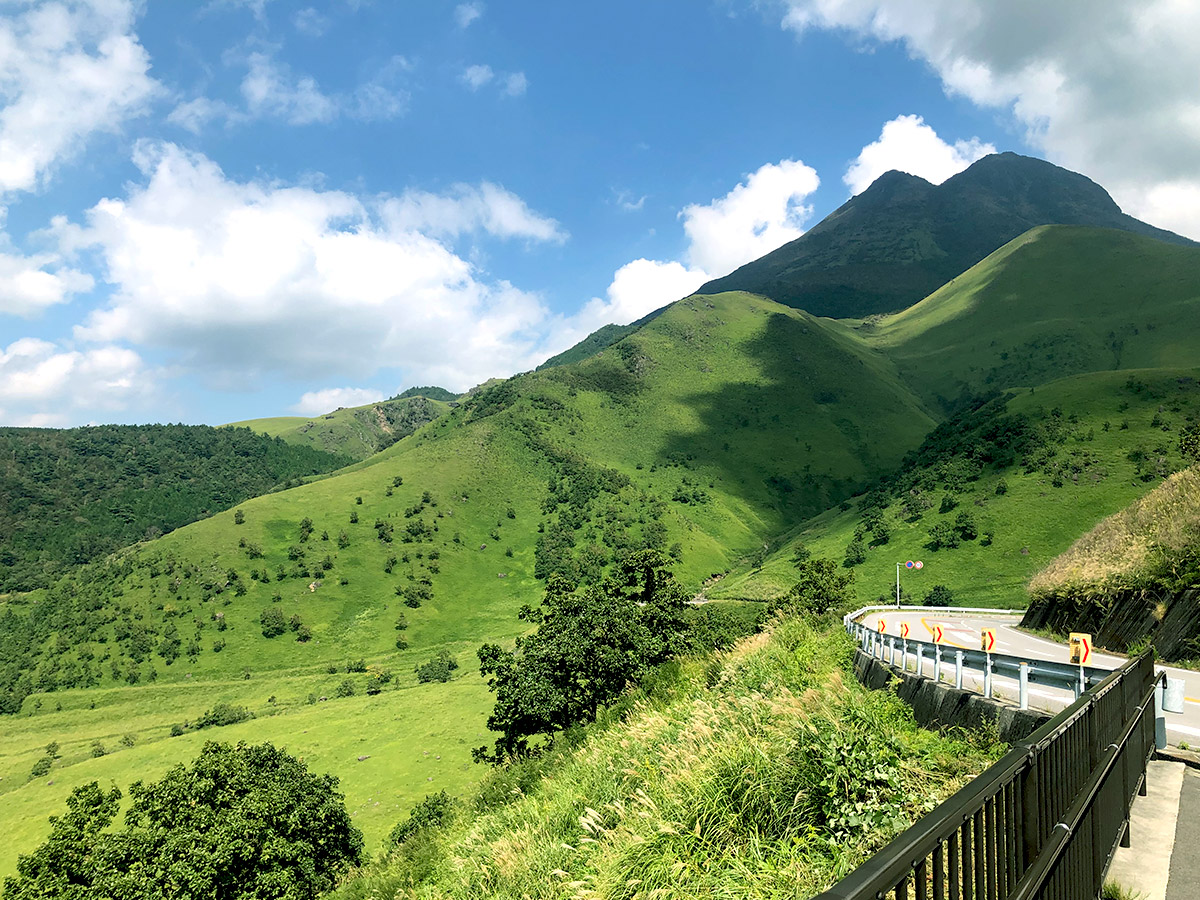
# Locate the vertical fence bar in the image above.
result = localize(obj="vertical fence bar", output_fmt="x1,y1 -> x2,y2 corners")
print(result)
956,650 -> 964,690
963,817 -> 974,900
974,808 -> 985,900
934,841 -> 945,900
915,859 -> 927,900
950,827 -> 961,900
984,797 -> 997,900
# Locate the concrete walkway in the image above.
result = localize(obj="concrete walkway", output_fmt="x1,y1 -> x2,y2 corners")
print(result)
1110,760 -> 1185,900
1167,766 -> 1200,900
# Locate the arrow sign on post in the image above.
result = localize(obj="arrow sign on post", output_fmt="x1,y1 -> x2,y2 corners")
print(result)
1070,632 -> 1092,665
933,624 -> 945,643
981,629 -> 996,653
879,619 -> 886,634
900,622 -> 910,639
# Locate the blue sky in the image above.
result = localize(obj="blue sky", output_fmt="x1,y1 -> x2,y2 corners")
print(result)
1,1 -> 1198,427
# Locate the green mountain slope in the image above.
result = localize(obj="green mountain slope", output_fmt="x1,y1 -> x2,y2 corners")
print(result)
0,425 -> 350,592
229,395 -> 451,460
849,226 -> 1200,412
0,290 -> 938,869
699,153 -> 1192,318
711,368 -> 1200,609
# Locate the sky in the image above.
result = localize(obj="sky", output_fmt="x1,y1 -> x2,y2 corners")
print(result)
1,1 -> 1198,428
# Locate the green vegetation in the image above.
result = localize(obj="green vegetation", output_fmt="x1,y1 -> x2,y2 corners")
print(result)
4,741 -> 362,899
0,424 -> 350,592
330,619 -> 1002,899
713,368 -> 1200,608
228,395 -> 450,460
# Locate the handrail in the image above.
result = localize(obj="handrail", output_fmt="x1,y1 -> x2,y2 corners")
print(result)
814,651 -> 1161,900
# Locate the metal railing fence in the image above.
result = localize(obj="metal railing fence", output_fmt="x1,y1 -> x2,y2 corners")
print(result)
813,651 -> 1161,900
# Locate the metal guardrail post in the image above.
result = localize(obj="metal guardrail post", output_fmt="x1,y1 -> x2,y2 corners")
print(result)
1019,662 -> 1029,710
1155,676 -> 1167,750
901,639 -> 908,673
956,650 -> 964,689
915,643 -> 924,678
889,636 -> 895,665
984,652 -> 993,699
934,644 -> 942,683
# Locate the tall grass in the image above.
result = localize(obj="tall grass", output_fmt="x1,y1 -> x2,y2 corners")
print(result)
1030,464 -> 1200,596
331,619 -> 1002,900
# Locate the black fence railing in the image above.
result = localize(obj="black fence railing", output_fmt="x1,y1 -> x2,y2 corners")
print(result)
814,651 -> 1161,900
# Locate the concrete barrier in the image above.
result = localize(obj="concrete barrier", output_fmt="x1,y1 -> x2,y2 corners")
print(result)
853,649 -> 1050,744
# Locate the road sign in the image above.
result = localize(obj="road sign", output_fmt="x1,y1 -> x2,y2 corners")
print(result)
879,619 -> 886,634
914,560 -> 924,570
933,624 -> 945,643
981,629 -> 997,653
905,560 -> 915,569
1070,632 -> 1092,665
900,622 -> 910,638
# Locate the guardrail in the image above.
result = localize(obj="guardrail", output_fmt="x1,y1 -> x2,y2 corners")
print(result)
845,616 -> 1108,706
814,651 -> 1162,900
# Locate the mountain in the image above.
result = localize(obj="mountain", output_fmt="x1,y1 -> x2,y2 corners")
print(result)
697,152 -> 1193,318
228,394 -> 451,461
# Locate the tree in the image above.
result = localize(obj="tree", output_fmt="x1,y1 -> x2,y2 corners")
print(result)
3,742 -> 363,900
923,585 -> 954,607
476,550 -> 688,760
768,557 -> 855,617
260,606 -> 287,638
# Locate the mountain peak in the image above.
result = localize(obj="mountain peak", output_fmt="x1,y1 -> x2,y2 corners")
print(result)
698,153 -> 1192,318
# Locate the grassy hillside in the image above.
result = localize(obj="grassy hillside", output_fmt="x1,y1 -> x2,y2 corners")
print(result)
711,368 -> 1200,608
0,424 -> 350,592
1029,463 -> 1200,597
0,290 -> 937,875
851,226 -> 1200,412
229,395 -> 450,460
699,153 -> 1191,318
331,619 -> 1000,900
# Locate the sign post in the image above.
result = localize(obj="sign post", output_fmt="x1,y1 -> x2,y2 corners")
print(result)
896,560 -> 924,607
932,624 -> 945,683
981,628 -> 996,698
1070,633 -> 1092,698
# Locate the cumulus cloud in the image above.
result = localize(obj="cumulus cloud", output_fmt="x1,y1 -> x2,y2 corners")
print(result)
167,97 -> 240,134
0,0 -> 159,194
291,387 -> 385,416
59,142 -> 561,391
455,2 -> 483,29
381,182 -> 566,243
681,158 -> 819,276
776,0 -> 1200,238
569,158 -> 820,340
0,249 -> 93,317
461,64 -> 494,91
844,114 -> 995,195
0,337 -> 150,426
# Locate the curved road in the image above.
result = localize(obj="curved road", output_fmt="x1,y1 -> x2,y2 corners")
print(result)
859,609 -> 1200,746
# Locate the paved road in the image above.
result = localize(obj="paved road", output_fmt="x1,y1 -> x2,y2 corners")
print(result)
857,609 -> 1200,746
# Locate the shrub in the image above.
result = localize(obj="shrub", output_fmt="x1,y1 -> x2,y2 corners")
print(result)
195,702 -> 254,729
415,650 -> 458,684
923,585 -> 954,607
388,790 -> 454,846
260,606 -> 287,638
335,679 -> 356,698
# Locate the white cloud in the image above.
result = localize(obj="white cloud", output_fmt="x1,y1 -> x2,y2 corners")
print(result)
60,142 -> 560,392
0,249 -> 93,317
776,0 -> 1200,238
681,158 -> 820,276
0,337 -> 150,426
167,96 -> 241,134
241,52 -> 338,124
455,2 -> 483,28
381,182 -> 567,243
0,0 -> 159,194
571,259 -> 707,338
502,72 -> 528,97
461,64 -> 494,91
293,7 -> 329,36
844,114 -> 995,195
564,158 -> 820,341
291,387 -> 385,416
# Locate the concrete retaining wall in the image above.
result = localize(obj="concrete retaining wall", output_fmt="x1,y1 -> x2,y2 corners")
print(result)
1023,587 -> 1200,661
853,649 -> 1051,744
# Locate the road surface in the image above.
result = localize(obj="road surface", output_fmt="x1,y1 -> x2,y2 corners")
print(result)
857,609 -> 1200,746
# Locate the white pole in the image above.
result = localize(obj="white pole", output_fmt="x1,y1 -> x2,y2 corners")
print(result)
896,563 -> 901,608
